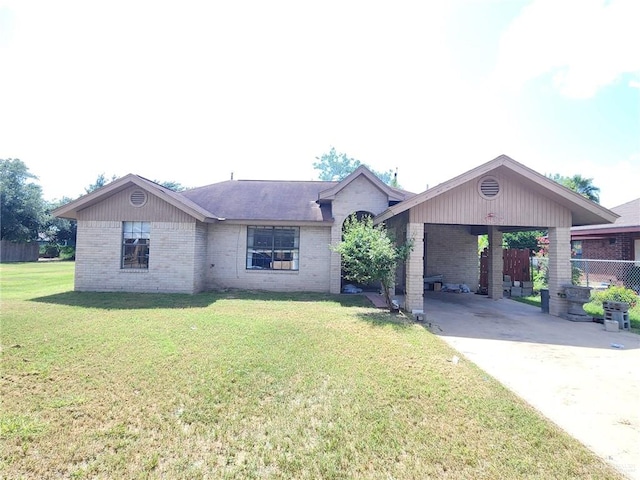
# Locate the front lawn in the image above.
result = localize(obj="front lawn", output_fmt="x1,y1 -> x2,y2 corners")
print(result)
1,262 -> 623,479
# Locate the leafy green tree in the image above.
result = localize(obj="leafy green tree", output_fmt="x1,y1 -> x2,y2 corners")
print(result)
502,230 -> 546,252
43,197 -> 77,247
155,180 -> 186,191
332,214 -> 413,310
0,159 -> 45,242
549,173 -> 600,203
85,173 -> 118,193
314,147 -> 396,185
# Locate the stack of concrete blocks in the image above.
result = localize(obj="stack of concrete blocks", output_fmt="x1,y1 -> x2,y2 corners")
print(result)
502,276 -> 533,297
521,281 -> 534,297
503,275 -> 512,297
604,301 -> 630,331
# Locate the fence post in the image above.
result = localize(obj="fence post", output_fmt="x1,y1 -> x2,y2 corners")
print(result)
584,260 -> 589,287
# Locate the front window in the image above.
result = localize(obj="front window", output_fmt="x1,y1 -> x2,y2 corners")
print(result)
122,221 -> 150,269
246,226 -> 299,270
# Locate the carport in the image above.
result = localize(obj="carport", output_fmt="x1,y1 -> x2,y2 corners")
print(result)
422,290 -> 640,479
376,155 -> 619,318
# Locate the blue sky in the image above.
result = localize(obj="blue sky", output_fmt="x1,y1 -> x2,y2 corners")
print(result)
0,0 -> 638,208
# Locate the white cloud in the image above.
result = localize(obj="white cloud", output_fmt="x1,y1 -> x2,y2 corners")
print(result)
493,0 -> 640,98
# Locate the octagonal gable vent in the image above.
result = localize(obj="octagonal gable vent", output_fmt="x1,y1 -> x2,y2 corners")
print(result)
130,190 -> 147,207
479,177 -> 500,199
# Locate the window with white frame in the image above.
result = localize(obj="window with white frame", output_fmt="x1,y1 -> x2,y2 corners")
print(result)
122,221 -> 150,269
246,226 -> 299,270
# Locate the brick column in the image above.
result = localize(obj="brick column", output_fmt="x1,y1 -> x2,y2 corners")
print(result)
329,225 -> 342,294
487,226 -> 503,300
548,226 -> 571,317
404,222 -> 424,312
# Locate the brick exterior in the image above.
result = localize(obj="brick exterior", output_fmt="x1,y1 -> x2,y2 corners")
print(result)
72,174 -> 395,295
75,220 -> 203,293
548,227 -> 572,316
487,226 -> 503,300
208,224 -> 333,292
404,223 -> 424,312
424,224 -> 479,290
579,233 -> 640,260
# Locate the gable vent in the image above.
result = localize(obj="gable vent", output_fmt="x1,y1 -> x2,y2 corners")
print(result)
130,190 -> 147,207
479,177 -> 500,199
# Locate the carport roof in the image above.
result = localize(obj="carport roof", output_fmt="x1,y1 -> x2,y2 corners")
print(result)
375,154 -> 619,227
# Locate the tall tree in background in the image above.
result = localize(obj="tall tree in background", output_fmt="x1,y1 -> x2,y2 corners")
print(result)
549,173 -> 600,203
314,147 -> 396,186
502,230 -> 546,252
0,159 -> 45,242
155,180 -> 186,191
85,173 -> 118,193
43,197 -> 77,246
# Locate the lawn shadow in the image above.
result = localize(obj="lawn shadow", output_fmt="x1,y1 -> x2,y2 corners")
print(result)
355,310 -> 413,330
29,289 -> 374,310
30,291 -> 220,310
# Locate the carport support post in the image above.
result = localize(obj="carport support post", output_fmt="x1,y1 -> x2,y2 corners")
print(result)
547,226 -> 571,317
487,226 -> 503,300
404,222 -> 424,312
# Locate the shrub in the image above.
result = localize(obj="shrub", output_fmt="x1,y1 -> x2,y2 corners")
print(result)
39,244 -> 60,258
59,246 -> 75,260
590,286 -> 638,309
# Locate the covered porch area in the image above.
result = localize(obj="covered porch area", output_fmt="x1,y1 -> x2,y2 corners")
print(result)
375,155 -> 618,319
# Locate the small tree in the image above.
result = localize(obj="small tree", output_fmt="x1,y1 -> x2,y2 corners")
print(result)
332,215 -> 413,310
313,147 -> 396,186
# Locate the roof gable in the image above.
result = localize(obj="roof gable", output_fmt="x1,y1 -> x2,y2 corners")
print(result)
318,165 -> 405,203
375,155 -> 618,227
53,174 -> 216,222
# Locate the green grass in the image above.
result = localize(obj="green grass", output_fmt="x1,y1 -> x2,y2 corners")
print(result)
1,262 -> 624,479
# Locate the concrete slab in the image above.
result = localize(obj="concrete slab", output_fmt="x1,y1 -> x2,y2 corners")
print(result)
420,291 -> 640,479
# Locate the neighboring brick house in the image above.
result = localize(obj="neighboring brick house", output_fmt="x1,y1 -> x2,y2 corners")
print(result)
571,198 -> 640,262
54,155 -> 618,317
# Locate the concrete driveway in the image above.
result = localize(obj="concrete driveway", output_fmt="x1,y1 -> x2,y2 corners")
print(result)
421,291 -> 640,480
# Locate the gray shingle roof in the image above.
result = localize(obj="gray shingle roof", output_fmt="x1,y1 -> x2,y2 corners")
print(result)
572,198 -> 639,232
181,180 -> 339,222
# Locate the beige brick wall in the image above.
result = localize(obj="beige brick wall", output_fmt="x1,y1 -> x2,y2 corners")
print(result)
207,223 -> 333,292
75,220 -> 201,293
424,224 -> 479,290
548,226 -> 572,316
193,222 -> 208,292
404,222 -> 425,312
329,175 -> 392,293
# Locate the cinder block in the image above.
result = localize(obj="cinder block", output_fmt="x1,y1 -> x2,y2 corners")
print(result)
604,319 -> 619,332
510,286 -> 522,297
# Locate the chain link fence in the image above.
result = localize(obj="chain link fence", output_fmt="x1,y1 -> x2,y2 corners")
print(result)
530,257 -> 640,294
570,259 -> 640,293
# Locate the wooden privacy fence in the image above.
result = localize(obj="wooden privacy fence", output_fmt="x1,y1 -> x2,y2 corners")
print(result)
1,240 -> 39,263
479,248 -> 531,291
